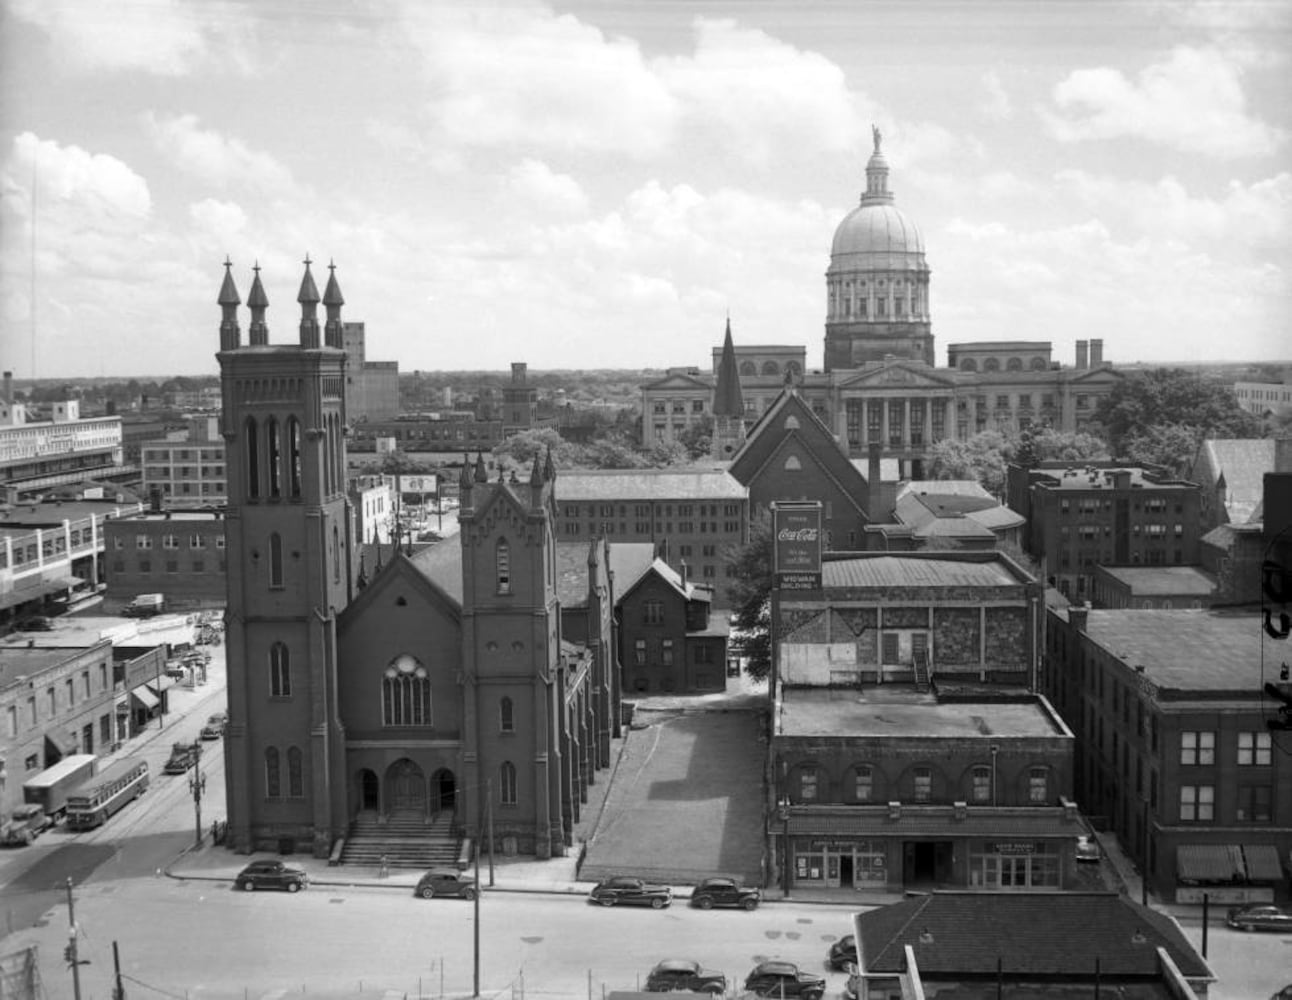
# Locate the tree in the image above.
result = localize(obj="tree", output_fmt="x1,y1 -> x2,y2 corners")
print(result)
1120,423 -> 1203,477
675,414 -> 714,461
723,511 -> 774,682
1093,368 -> 1261,454
491,428 -> 578,470
927,430 -> 1012,495
356,449 -> 432,477
1030,427 -> 1110,463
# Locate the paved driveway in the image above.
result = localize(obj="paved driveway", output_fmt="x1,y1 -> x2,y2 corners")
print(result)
580,703 -> 767,887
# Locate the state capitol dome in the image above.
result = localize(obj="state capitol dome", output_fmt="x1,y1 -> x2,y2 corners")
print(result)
830,135 -> 925,262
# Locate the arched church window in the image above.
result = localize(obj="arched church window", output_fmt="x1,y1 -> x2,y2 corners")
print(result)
983,357 -> 1001,372
500,761 -> 518,806
500,696 -> 515,733
382,654 -> 431,726
286,417 -> 302,499
784,416 -> 800,430
265,747 -> 281,797
270,642 -> 291,697
244,417 -> 260,499
269,532 -> 284,589
496,539 -> 511,594
332,525 -> 340,585
1006,357 -> 1023,372
287,746 -> 304,797
266,418 -> 281,499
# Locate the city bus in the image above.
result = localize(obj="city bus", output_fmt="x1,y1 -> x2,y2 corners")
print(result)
65,758 -> 150,831
22,754 -> 98,821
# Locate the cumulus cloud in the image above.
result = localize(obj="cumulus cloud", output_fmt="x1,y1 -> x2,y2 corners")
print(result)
143,113 -> 296,194
1042,46 -> 1284,158
504,160 -> 590,217
2,132 -> 151,229
189,198 -> 248,241
9,0 -> 251,76
980,70 -> 1013,121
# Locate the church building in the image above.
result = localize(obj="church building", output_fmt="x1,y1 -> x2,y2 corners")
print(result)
217,259 -> 616,860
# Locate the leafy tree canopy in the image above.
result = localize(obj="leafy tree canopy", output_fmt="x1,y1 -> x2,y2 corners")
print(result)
927,430 -> 1013,495
723,510 -> 774,682
1093,368 -> 1261,454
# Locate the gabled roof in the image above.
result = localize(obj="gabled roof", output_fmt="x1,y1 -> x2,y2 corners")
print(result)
619,557 -> 711,606
893,491 -> 1024,537
557,469 -> 745,501
640,371 -> 713,391
341,548 -> 462,629
833,359 -> 957,390
857,891 -> 1210,979
1192,438 -> 1274,524
608,543 -> 659,596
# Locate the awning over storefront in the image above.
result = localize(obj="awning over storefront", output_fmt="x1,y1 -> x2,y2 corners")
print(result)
1177,843 -> 1245,882
0,576 -> 76,611
148,677 -> 175,695
44,733 -> 76,758
1242,844 -> 1285,881
131,686 -> 159,710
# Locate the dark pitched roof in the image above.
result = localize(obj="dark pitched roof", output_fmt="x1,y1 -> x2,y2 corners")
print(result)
712,319 -> 744,418
858,891 -> 1210,979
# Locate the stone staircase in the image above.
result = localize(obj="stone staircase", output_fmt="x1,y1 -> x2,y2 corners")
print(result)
338,809 -> 461,869
912,649 -> 931,692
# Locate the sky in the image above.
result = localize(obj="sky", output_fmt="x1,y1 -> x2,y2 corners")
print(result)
1,0 -> 1289,380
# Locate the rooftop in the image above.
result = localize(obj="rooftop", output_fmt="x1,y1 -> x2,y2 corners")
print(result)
1096,565 -> 1217,596
557,469 -> 746,501
0,499 -> 143,531
778,686 -> 1066,739
1034,466 -> 1193,492
821,553 -> 1031,589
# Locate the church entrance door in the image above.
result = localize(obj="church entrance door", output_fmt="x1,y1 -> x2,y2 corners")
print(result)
431,768 -> 457,813
386,759 -> 426,814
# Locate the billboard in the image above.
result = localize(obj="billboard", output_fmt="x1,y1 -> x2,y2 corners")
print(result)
772,501 -> 822,591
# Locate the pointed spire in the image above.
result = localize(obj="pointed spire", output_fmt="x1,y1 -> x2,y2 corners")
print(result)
218,256 -> 242,351
247,261 -> 269,346
530,452 -> 544,487
543,446 -> 555,483
473,451 -> 488,483
713,316 -> 744,419
459,453 -> 474,492
323,259 -> 345,349
298,253 -> 321,348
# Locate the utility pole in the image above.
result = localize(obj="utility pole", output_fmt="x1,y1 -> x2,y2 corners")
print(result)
189,766 -> 207,848
473,790 -> 481,999
487,777 -> 495,887
112,940 -> 126,1000
64,877 -> 85,1000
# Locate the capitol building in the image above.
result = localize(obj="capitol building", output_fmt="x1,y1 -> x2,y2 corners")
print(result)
641,128 -> 1122,479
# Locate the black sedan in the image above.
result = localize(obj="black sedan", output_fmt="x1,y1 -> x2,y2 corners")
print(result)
644,959 -> 727,994
1226,903 -> 1292,932
588,876 -> 672,908
828,933 -> 858,970
743,960 -> 826,1000
415,868 -> 478,900
235,860 -> 309,892
690,876 -> 760,910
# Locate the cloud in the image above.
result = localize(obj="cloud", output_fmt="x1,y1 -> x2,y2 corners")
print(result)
2,132 -> 151,232
8,0 -> 251,76
980,70 -> 1013,121
1042,45 -> 1284,158
503,160 -> 590,217
142,113 -> 296,194
189,198 -> 248,241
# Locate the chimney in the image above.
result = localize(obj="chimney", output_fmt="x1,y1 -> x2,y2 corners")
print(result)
868,442 -> 883,516
679,560 -> 689,589
511,362 -> 527,384
1075,340 -> 1089,369
1069,605 -> 1089,632
2,371 -> 11,405
1090,339 -> 1103,366
149,486 -> 164,513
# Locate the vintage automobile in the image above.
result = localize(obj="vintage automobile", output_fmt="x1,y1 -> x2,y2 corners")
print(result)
1074,834 -> 1101,862
163,741 -> 201,774
414,868 -> 478,900
235,860 -> 309,892
200,713 -> 228,740
827,933 -> 858,971
743,960 -> 826,1000
689,876 -> 761,910
1,804 -> 51,846
1226,903 -> 1292,932
588,875 -> 672,909
644,958 -> 727,994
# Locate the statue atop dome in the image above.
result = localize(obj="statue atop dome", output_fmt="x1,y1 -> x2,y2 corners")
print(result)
872,124 -> 882,154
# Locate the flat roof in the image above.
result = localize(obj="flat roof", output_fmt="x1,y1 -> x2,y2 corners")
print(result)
822,554 -> 1029,589
0,499 -> 141,529
1096,565 -> 1216,595
1073,609 -> 1278,693
557,469 -> 746,501
113,510 -> 225,522
778,687 -> 1066,738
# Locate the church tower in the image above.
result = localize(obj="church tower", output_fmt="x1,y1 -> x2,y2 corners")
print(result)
219,256 -> 352,856
711,317 -> 746,459
823,126 -> 933,371
457,452 -> 564,858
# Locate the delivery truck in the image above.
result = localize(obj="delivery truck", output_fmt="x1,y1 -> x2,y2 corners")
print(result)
22,754 -> 98,821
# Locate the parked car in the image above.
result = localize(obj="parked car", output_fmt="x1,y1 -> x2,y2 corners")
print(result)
644,958 -> 727,994
235,860 -> 309,892
827,933 -> 858,971
1074,835 -> 1101,863
743,961 -> 826,1000
690,876 -> 760,911
163,741 -> 201,774
1226,903 -> 1292,932
415,868 -> 478,900
1,804 -> 51,846
200,713 -> 228,740
588,876 -> 672,908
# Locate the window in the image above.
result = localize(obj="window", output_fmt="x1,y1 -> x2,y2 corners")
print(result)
1237,731 -> 1271,766
162,535 -> 179,550
270,642 -> 291,697
971,767 -> 991,803
287,746 -> 304,797
500,761 -> 518,806
661,639 -> 674,666
851,766 -> 873,802
913,767 -> 932,802
643,600 -> 664,625
634,639 -> 647,666
500,696 -> 514,733
265,747 -> 281,798
269,532 -> 284,588
1179,785 -> 1214,821
136,535 -> 153,550
1237,785 -> 1272,822
382,656 -> 432,726
286,417 -> 302,499
1180,731 -> 1214,765
495,540 -> 511,594
1028,768 -> 1048,803
245,417 -> 260,499
266,418 -> 281,499
799,768 -> 818,801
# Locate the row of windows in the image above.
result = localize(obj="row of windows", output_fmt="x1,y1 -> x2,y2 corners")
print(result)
792,763 -> 1051,805
562,503 -> 741,518
1179,784 -> 1273,822
112,558 -> 226,575
1181,730 -> 1272,766
118,534 -> 225,550
4,663 -> 112,737
264,746 -> 305,798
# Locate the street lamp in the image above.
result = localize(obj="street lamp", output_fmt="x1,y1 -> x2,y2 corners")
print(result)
777,795 -> 791,899
188,766 -> 207,849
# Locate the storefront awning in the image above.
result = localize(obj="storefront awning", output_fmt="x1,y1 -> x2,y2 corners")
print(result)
131,686 -> 159,710
1242,844 -> 1285,881
147,677 -> 175,696
1177,843 -> 1245,882
44,733 -> 76,758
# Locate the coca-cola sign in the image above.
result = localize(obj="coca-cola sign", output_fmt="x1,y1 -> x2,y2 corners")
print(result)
773,501 -> 822,590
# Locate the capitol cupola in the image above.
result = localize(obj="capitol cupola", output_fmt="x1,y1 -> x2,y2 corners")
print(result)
824,126 -> 933,371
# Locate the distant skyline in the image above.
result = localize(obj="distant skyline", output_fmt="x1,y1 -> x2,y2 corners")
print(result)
2,0 -> 1289,379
